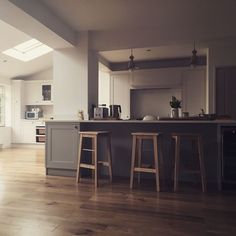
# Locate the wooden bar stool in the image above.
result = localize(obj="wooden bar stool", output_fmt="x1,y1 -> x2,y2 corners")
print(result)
130,132 -> 163,192
76,131 -> 113,188
172,133 -> 206,192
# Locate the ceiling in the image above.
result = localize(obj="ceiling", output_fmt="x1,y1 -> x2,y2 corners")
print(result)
38,0 -> 233,62
100,45 -> 207,63
1,0 -> 236,77
40,0 -> 236,32
0,19 -> 52,78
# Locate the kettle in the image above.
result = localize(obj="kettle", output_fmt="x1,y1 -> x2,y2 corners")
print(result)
109,105 -> 121,119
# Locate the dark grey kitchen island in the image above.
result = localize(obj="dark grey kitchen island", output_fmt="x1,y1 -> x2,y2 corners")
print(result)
45,119 -> 236,190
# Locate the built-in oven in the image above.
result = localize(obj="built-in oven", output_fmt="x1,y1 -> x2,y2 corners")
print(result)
222,126 -> 236,189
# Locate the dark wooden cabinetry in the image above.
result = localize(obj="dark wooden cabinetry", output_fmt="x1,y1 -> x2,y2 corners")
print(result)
222,127 -> 236,188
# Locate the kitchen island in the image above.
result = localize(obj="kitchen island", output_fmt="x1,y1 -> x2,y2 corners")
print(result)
45,119 -> 236,190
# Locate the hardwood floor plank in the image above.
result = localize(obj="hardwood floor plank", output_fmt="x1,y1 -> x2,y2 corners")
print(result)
0,147 -> 236,236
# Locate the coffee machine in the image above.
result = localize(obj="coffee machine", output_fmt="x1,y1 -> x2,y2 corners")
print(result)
109,105 -> 121,119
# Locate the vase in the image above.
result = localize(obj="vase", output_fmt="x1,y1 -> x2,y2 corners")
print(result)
171,108 -> 179,118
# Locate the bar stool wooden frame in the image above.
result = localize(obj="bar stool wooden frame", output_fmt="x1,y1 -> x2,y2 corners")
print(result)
172,133 -> 206,192
130,132 -> 163,192
76,131 -> 113,188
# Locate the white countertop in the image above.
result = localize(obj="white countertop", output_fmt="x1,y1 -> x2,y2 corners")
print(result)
45,119 -> 236,124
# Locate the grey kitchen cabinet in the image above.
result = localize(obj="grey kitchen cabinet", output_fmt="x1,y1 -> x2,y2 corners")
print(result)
45,122 -> 79,176
216,67 -> 236,119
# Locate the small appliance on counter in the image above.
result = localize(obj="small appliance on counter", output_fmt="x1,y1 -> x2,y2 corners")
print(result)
25,108 -> 43,120
93,105 -> 109,119
109,105 -> 122,119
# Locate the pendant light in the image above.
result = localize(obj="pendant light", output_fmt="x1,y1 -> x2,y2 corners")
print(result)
128,49 -> 136,71
190,41 -> 197,67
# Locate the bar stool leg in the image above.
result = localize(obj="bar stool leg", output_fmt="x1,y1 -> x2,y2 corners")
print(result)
76,134 -> 83,183
106,134 -> 113,183
174,136 -> 181,192
153,136 -> 160,192
137,138 -> 142,184
159,136 -> 165,186
197,136 -> 207,192
93,136 -> 98,188
130,135 -> 137,189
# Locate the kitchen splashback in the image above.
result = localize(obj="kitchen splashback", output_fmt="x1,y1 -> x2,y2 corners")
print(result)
130,88 -> 181,119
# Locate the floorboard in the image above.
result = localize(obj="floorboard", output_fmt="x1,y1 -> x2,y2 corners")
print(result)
0,147 -> 236,235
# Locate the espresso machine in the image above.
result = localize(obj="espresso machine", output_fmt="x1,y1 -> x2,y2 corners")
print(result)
109,105 -> 122,119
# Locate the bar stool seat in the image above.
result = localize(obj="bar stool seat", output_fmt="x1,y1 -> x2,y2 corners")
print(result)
172,133 -> 206,192
130,132 -> 163,192
76,131 -> 113,188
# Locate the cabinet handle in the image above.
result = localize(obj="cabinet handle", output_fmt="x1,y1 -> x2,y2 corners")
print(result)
75,126 -> 78,129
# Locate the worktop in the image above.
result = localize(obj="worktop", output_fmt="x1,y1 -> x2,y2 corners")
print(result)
46,119 -> 236,124
45,119 -> 236,190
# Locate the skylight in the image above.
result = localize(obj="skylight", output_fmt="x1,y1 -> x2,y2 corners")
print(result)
2,39 -> 53,62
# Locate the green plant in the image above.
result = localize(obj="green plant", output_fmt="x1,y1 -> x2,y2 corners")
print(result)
170,96 -> 181,108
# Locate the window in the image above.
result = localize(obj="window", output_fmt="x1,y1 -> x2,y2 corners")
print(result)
2,39 -> 53,62
0,86 -> 5,126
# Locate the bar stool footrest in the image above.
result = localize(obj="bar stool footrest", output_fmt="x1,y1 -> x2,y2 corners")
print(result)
98,161 -> 109,167
82,148 -> 95,152
134,167 -> 157,173
79,163 -> 95,169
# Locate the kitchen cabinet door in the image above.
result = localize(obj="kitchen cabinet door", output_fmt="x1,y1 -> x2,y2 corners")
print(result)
182,69 -> 206,116
46,123 -> 79,170
25,81 -> 42,105
22,120 -> 36,143
110,74 -> 131,119
216,67 -> 236,119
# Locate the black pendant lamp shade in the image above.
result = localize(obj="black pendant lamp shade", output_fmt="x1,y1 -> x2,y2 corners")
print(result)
190,41 -> 197,67
128,49 -> 136,71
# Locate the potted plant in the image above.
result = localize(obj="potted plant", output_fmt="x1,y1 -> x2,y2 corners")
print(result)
169,96 -> 181,118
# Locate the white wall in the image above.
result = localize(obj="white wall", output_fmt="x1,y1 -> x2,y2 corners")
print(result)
53,46 -> 88,120
23,68 -> 53,81
98,70 -> 110,106
131,88 -> 181,118
0,76 -> 11,148
0,77 -> 11,126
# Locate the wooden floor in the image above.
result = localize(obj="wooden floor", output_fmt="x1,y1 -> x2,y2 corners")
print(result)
0,148 -> 236,236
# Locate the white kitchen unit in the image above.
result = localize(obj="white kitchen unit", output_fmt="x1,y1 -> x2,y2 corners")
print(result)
108,67 -> 206,119
46,122 -> 79,176
110,73 -> 131,119
21,120 -> 45,144
12,78 -> 53,144
22,120 -> 36,143
24,80 -> 53,105
182,68 -> 206,116
130,68 -> 183,88
36,125 -> 46,143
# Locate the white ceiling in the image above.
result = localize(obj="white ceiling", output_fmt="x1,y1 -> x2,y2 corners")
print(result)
100,45 -> 207,63
38,0 -> 234,62
0,19 -> 52,78
40,0 -> 236,32
1,0 -> 235,77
